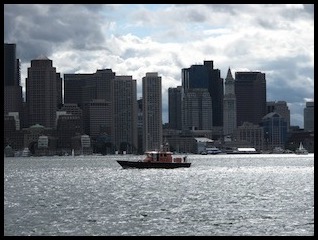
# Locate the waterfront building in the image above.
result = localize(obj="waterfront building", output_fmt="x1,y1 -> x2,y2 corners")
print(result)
56,113 -> 83,150
182,88 -> 213,131
260,112 -> 288,150
142,72 -> 162,151
64,73 -> 93,108
304,101 -> 314,132
267,101 -> 290,131
233,122 -> 264,151
4,43 -> 23,116
137,98 -> 143,154
223,67 -> 237,137
182,60 -> 224,127
26,56 -> 61,128
113,75 -> 138,153
168,86 -> 182,130
235,71 -> 266,126
64,69 -> 115,144
83,99 -> 112,140
4,115 -> 24,150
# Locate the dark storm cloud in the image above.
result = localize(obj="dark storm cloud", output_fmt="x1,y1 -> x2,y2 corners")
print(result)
4,4 -> 107,61
262,55 -> 314,103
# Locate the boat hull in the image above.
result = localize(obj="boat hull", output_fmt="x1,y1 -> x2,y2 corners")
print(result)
117,160 -> 191,169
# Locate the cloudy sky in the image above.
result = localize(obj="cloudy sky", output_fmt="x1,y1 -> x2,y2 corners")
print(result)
4,4 -> 314,127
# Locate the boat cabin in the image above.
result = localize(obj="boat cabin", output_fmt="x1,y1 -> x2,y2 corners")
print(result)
144,151 -> 185,163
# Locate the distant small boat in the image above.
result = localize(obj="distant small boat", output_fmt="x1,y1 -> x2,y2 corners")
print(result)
21,147 -> 31,157
295,142 -> 308,155
206,147 -> 222,155
226,147 -> 260,154
117,150 -> 191,169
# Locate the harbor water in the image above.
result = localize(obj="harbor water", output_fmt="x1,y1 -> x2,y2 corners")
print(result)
4,154 -> 314,236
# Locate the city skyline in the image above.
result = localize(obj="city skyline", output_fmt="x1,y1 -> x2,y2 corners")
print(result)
4,4 -> 314,128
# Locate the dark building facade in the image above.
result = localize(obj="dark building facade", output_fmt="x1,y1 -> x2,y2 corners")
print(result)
64,73 -> 93,108
113,75 -> 138,153
26,56 -> 61,128
4,43 -> 23,115
260,112 -> 288,150
168,86 -> 182,130
182,60 -> 224,127
56,114 -> 83,149
235,71 -> 266,126
142,72 -> 162,152
4,43 -> 19,86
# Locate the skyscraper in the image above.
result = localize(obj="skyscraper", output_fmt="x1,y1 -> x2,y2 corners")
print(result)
64,69 -> 115,140
182,88 -> 212,130
266,101 -> 290,131
223,67 -> 237,136
235,71 -> 266,126
113,75 -> 138,153
168,86 -> 182,130
142,72 -> 162,151
182,88 -> 213,130
304,101 -> 314,132
26,56 -> 60,128
4,43 -> 23,115
181,60 -> 224,127
4,43 -> 19,86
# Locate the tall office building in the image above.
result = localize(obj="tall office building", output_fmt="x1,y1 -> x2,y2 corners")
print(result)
56,72 -> 63,108
260,112 -> 288,150
235,71 -> 266,126
168,86 -> 182,130
64,73 -> 93,108
83,99 -> 112,139
113,75 -> 138,153
4,43 -> 19,86
182,60 -> 224,127
267,101 -> 290,131
142,72 -> 162,151
26,56 -> 60,128
64,69 -> 115,141
182,88 -> 213,130
304,101 -> 314,132
223,67 -> 237,136
4,43 -> 23,115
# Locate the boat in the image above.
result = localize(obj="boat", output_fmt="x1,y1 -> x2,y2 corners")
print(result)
21,147 -> 31,157
206,147 -> 222,154
295,142 -> 308,155
117,150 -> 191,169
226,147 -> 260,154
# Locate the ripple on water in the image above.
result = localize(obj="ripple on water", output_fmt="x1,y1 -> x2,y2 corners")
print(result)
4,155 -> 314,236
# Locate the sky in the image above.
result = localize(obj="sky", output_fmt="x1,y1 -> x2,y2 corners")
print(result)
4,4 -> 314,127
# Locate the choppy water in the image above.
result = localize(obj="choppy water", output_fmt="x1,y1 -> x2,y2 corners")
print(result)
4,154 -> 314,236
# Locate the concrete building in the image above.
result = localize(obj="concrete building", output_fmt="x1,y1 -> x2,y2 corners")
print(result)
260,112 -> 288,150
168,86 -> 182,130
26,56 -> 61,128
56,113 -> 83,150
182,88 -> 213,130
235,71 -> 266,126
113,75 -> 138,153
304,101 -> 314,132
233,122 -> 264,151
182,60 -> 224,127
4,43 -> 23,116
267,101 -> 290,131
223,67 -> 237,137
83,99 -> 112,140
142,72 -> 162,151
